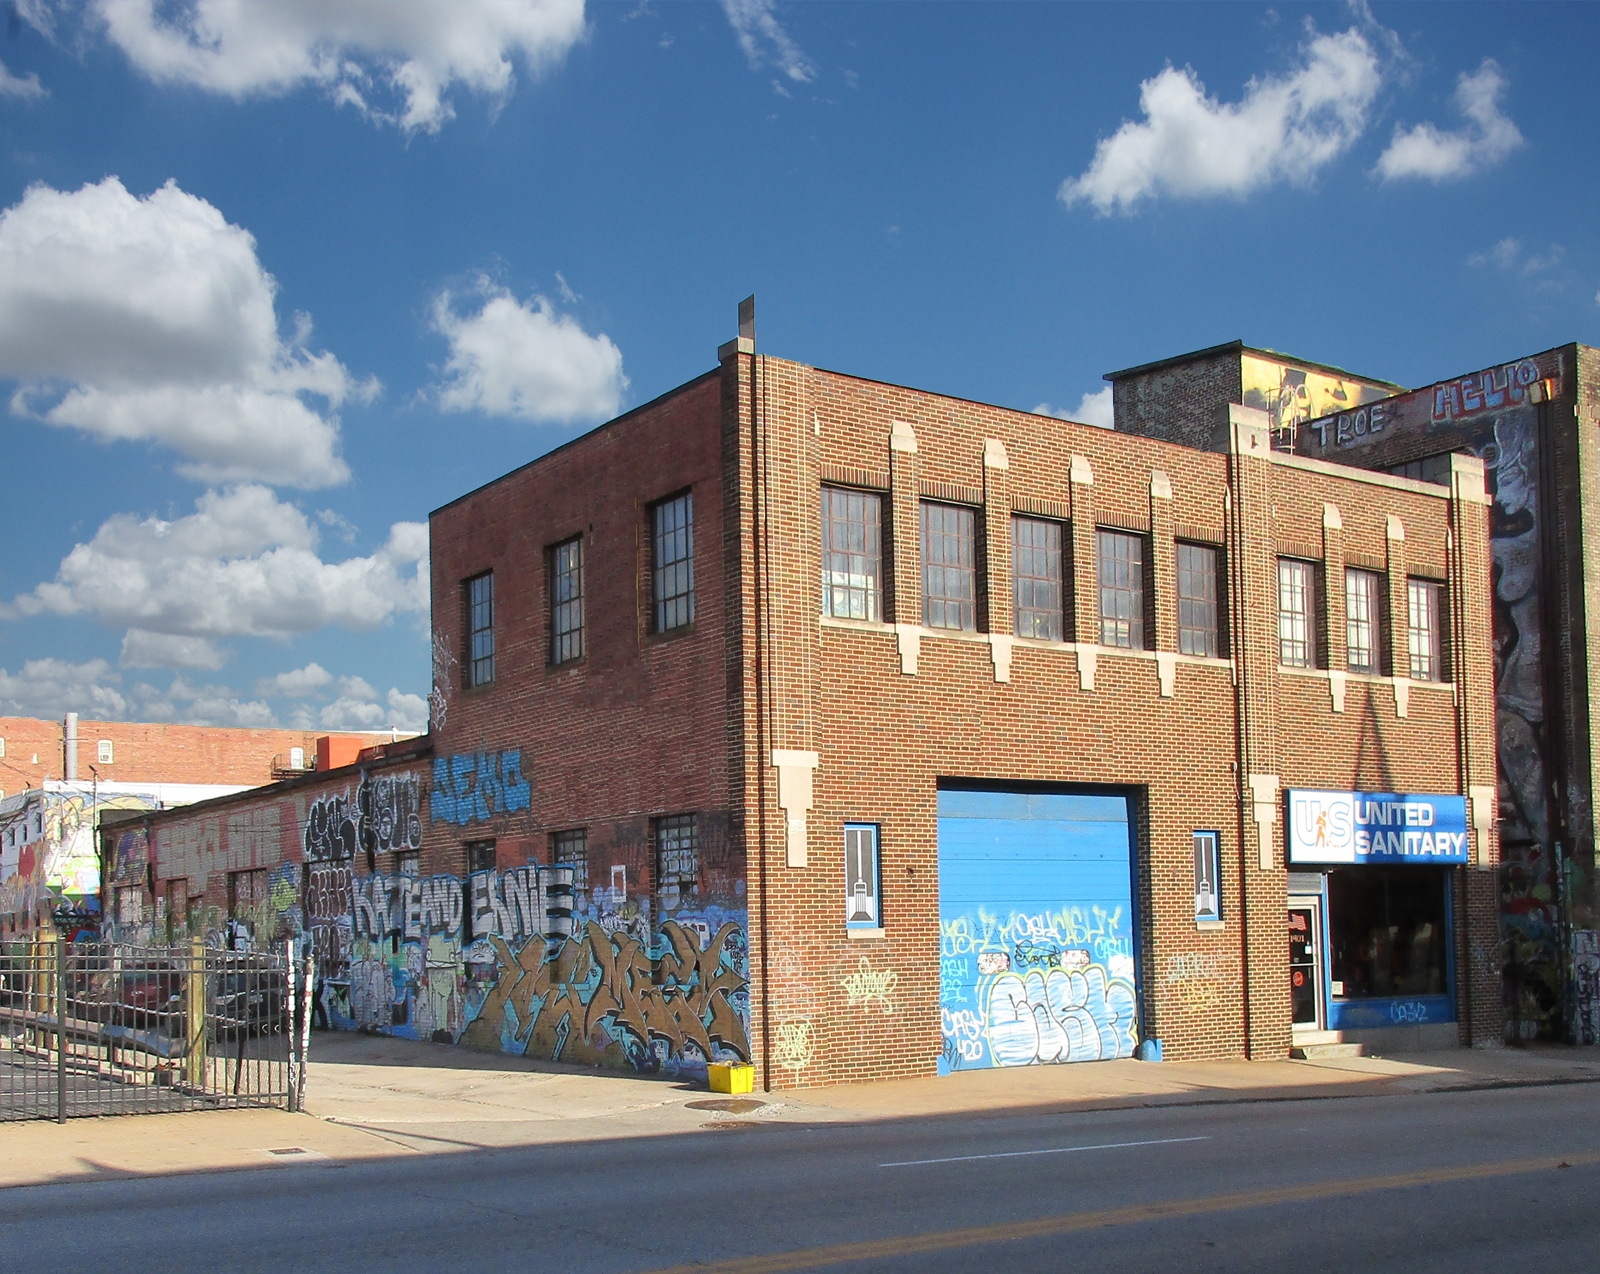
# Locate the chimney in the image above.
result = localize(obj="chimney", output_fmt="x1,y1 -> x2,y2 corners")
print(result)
64,712 -> 78,781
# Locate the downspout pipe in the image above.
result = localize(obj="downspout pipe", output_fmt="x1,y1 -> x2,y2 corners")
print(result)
64,712 -> 78,781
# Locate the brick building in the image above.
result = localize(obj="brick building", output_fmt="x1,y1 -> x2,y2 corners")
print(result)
1113,340 -> 1600,1047
0,715 -> 404,940
117,307 -> 1503,1087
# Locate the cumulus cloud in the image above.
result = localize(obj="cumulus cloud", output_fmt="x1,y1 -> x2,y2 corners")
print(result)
1375,60 -> 1522,182
1035,387 -> 1114,429
431,279 -> 626,424
91,0 -> 587,133
0,177 -> 371,487
120,629 -> 230,672
319,686 -> 428,732
4,485 -> 429,643
1061,23 -> 1385,214
720,0 -> 814,85
0,59 -> 47,101
254,662 -> 334,699
0,658 -> 129,720
153,675 -> 276,729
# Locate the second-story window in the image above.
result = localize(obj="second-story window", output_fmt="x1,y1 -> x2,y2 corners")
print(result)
1176,542 -> 1221,657
1408,578 -> 1446,681
921,502 -> 978,631
1346,568 -> 1383,674
465,571 -> 495,687
1277,558 -> 1317,668
1013,516 -> 1065,641
652,492 -> 694,632
550,536 -> 584,664
821,486 -> 883,621
1097,529 -> 1144,650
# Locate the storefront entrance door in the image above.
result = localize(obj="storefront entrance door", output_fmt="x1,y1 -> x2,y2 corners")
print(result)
1288,898 -> 1324,1027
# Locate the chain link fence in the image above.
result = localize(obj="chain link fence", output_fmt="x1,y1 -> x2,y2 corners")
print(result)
0,939 -> 313,1122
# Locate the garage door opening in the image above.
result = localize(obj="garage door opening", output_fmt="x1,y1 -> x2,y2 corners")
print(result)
937,785 -> 1140,1073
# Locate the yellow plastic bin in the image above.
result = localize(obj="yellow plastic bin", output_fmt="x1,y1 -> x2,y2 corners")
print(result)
707,1063 -> 755,1094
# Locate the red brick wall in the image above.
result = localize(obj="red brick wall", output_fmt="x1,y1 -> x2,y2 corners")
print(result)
0,716 -> 395,796
735,353 -> 1498,1087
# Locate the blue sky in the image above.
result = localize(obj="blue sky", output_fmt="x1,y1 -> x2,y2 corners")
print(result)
0,0 -> 1595,732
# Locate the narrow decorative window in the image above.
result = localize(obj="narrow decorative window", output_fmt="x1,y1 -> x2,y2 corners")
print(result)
820,487 -> 883,621
844,824 -> 881,930
652,492 -> 695,631
654,813 -> 699,916
465,571 -> 495,687
1193,831 -> 1221,925
1346,568 -> 1383,674
921,502 -> 978,631
1012,516 -> 1065,641
1176,542 -> 1221,658
1408,578 -> 1446,681
551,828 -> 589,893
1097,530 -> 1144,650
1277,558 -> 1317,667
550,536 -> 584,664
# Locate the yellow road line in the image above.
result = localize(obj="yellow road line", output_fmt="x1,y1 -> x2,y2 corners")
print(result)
636,1152 -> 1599,1274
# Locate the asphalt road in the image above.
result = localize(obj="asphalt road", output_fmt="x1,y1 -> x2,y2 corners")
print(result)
2,1083 -> 1597,1273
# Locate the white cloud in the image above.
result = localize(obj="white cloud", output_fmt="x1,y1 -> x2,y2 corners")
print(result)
0,177 -> 370,488
120,629 -> 229,671
0,59 -> 47,101
431,278 -> 626,424
1376,60 -> 1522,182
0,658 -> 129,720
720,0 -> 814,84
91,0 -> 587,133
255,662 -> 334,699
1061,24 -> 1384,214
337,674 -> 378,701
1468,237 -> 1563,275
319,686 -> 428,732
1035,387 -> 1114,429
162,675 -> 275,728
5,484 -> 429,642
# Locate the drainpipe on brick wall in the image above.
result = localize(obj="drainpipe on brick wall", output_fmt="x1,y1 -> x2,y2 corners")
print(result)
734,302 -> 773,1091
64,712 -> 78,781
1224,440 -> 1255,1057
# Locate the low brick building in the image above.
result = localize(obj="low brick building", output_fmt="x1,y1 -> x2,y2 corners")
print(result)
0,716 -> 402,940
120,311 -> 1502,1086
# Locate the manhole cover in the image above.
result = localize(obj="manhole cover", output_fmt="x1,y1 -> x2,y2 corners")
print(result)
701,1121 -> 762,1131
686,1098 -> 766,1113
267,1148 -> 308,1156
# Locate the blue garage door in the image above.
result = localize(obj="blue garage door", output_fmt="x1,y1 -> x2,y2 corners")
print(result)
938,788 -> 1139,1073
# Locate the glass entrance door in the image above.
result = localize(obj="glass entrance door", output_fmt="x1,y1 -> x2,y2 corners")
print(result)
1288,898 -> 1324,1027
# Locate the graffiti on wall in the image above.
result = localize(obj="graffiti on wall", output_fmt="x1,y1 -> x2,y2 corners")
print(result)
939,907 -> 1137,1072
342,863 -> 749,1076
1240,352 -> 1394,439
431,751 -> 532,825
305,773 -> 423,861
1572,930 -> 1600,1046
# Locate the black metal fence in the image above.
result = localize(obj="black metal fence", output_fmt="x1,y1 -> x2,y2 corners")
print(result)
0,939 -> 313,1122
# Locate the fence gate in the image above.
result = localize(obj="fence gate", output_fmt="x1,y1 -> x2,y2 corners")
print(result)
0,939 -> 314,1122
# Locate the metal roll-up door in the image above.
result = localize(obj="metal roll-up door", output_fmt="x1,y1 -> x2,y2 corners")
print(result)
938,788 -> 1139,1073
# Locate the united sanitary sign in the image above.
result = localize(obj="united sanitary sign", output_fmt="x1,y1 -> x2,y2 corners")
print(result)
1286,790 -> 1469,865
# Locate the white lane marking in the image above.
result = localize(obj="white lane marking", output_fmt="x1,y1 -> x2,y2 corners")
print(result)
881,1135 -> 1210,1168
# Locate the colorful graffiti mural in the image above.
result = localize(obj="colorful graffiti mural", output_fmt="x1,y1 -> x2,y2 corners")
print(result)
431,751 -> 532,825
1240,351 -> 1394,439
342,864 -> 749,1076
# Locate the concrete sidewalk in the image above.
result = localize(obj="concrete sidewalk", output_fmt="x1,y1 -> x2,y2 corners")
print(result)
5,1033 -> 1598,1191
